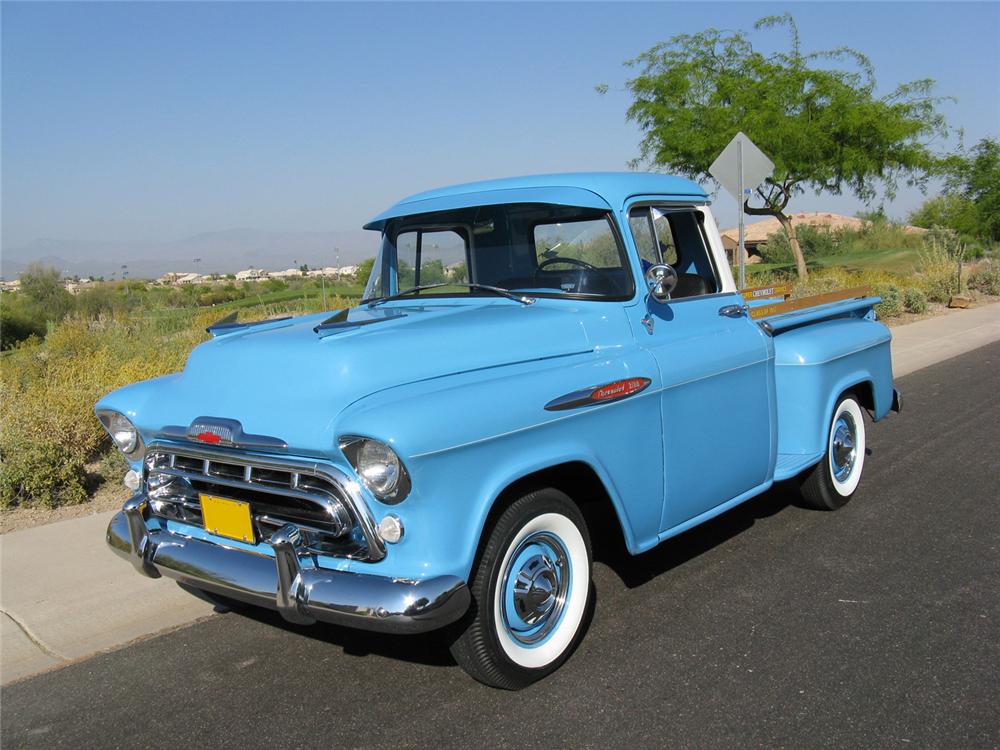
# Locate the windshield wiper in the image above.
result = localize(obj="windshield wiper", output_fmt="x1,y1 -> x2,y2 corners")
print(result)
368,283 -> 535,307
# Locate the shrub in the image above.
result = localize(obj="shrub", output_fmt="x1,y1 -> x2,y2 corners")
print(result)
0,291 -> 354,509
0,297 -> 47,349
758,224 -> 837,263
0,314 -> 207,508
839,221 -> 925,254
0,433 -> 89,509
970,262 -> 1000,296
758,231 -> 792,264
873,284 -> 902,318
917,231 -> 965,302
902,287 -> 928,314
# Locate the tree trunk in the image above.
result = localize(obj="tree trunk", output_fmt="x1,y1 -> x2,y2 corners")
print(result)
775,211 -> 808,280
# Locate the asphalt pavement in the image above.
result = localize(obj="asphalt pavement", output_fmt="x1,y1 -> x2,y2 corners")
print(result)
3,342 -> 999,749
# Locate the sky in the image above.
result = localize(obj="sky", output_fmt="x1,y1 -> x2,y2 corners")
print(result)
2,1 -> 999,256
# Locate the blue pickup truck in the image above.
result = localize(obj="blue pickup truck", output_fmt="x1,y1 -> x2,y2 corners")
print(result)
99,173 -> 900,689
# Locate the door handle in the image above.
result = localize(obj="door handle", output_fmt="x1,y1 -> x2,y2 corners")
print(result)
719,303 -> 749,318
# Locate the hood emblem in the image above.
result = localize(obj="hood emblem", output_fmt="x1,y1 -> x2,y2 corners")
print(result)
160,417 -> 288,450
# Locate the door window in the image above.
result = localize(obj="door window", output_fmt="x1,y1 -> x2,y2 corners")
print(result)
627,207 -> 717,297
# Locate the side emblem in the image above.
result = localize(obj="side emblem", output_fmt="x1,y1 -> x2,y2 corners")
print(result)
544,377 -> 652,411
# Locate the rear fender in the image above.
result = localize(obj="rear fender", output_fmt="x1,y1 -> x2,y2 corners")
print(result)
773,317 -> 894,458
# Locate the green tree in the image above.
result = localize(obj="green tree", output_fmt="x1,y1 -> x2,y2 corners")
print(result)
947,138 -> 1000,242
20,264 -> 75,321
448,262 -> 468,283
355,257 -> 375,285
605,13 -> 949,279
909,194 -> 980,237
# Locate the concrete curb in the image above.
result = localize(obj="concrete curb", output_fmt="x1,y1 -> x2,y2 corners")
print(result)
888,303 -> 1000,378
1,513 -> 214,685
2,302 -> 999,685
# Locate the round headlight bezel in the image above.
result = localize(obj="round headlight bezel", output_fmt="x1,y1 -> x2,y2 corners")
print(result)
340,436 -> 411,504
97,410 -> 143,459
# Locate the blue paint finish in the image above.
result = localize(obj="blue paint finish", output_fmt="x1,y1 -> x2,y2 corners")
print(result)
627,292 -> 773,530
365,186 -> 611,230
366,172 -> 707,230
772,313 -> 894,459
96,172 -> 898,606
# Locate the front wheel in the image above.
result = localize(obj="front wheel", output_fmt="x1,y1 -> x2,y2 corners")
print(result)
799,393 -> 867,510
450,488 -> 592,690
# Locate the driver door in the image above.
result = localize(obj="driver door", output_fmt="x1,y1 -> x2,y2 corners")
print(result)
628,205 -> 773,532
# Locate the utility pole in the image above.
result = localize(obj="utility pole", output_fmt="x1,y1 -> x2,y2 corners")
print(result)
121,264 -> 129,295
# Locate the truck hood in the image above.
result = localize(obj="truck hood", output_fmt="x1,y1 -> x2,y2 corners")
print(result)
100,300 -> 598,457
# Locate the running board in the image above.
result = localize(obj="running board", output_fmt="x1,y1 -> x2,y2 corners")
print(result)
774,452 -> 823,481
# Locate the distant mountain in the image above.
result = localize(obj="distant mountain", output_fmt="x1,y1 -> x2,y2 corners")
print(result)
0,228 -> 378,280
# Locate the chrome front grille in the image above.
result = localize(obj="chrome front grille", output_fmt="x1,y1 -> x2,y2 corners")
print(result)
143,445 -> 381,560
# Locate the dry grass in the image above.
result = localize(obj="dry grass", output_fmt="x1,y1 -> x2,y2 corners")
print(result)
0,299 -> 347,511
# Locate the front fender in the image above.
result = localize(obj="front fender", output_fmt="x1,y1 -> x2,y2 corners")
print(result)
336,349 -> 664,581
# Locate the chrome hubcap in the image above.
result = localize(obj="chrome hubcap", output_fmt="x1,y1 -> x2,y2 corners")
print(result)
500,532 -> 570,645
513,555 -> 558,624
831,413 -> 857,482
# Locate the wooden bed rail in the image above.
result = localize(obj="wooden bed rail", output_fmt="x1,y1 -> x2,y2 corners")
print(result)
744,285 -> 874,320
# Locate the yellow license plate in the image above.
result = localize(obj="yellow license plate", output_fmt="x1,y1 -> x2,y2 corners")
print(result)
200,494 -> 255,543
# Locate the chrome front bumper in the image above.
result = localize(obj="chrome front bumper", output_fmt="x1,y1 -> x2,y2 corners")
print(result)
106,496 -> 470,634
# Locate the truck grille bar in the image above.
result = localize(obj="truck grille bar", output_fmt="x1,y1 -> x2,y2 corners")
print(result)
142,442 -> 385,561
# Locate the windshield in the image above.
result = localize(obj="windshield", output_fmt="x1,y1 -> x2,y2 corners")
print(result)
362,203 -> 634,302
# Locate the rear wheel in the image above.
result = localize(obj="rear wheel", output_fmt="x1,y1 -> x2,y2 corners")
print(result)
800,393 -> 867,510
450,488 -> 592,690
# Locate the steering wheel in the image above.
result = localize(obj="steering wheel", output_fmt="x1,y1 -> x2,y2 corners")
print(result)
536,256 -> 600,294
537,257 -> 598,272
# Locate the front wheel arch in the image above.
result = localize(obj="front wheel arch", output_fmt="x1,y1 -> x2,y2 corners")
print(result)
473,460 -> 630,576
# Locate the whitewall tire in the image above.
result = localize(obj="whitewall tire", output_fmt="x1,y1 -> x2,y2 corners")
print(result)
450,488 -> 593,689
800,393 -> 867,510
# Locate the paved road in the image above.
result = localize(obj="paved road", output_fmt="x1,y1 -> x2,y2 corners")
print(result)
4,343 -> 999,749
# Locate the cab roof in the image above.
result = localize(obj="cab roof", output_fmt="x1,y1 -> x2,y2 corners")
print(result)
363,172 -> 709,230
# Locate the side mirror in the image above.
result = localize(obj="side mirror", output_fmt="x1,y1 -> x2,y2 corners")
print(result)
645,264 -> 677,302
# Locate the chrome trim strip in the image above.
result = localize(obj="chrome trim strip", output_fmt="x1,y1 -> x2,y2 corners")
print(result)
106,509 -> 470,634
145,441 -> 386,562
149,465 -> 339,506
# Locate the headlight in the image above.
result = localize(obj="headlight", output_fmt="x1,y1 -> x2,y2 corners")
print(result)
97,410 -> 142,457
340,437 -> 411,503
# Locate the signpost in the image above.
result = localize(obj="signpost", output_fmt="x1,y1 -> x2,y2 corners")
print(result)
709,132 -> 774,290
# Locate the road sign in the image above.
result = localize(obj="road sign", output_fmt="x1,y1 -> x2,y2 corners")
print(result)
709,132 -> 774,290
